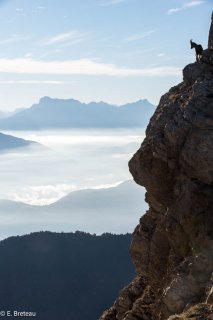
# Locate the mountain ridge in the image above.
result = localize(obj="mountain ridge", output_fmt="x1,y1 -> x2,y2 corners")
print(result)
0,97 -> 155,130
0,131 -> 44,152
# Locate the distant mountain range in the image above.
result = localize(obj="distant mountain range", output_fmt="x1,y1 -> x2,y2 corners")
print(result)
0,180 -> 147,239
0,97 -> 155,130
0,108 -> 25,119
0,132 -> 44,152
0,231 -> 134,320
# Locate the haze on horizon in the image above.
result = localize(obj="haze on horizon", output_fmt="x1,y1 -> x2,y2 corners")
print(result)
0,127 -> 147,238
0,0 -> 211,111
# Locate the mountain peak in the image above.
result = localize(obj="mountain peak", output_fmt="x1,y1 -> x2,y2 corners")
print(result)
39,96 -> 52,103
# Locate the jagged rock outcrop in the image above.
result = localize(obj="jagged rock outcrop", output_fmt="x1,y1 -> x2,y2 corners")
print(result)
100,14 -> 213,320
208,11 -> 213,49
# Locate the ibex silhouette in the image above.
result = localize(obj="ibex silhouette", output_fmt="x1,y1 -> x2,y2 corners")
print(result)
190,39 -> 203,62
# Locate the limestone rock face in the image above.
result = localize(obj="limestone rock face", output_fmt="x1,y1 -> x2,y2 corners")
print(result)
99,17 -> 213,320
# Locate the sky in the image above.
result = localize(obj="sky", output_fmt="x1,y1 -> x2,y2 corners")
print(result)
0,0 -> 211,110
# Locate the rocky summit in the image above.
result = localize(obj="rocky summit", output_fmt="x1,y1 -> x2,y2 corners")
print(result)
100,14 -> 213,320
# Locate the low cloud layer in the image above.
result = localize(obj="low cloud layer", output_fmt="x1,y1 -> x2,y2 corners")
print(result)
9,182 -> 124,205
9,184 -> 79,205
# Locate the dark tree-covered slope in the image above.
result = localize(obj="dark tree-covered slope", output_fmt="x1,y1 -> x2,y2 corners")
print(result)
0,231 -> 134,320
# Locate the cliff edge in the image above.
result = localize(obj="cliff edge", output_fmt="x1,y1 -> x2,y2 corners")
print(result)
100,14 -> 213,320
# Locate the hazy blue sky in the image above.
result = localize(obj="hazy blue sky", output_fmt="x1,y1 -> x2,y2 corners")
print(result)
0,0 -> 211,110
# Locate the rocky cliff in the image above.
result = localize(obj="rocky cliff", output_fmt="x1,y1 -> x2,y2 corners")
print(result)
100,14 -> 213,320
